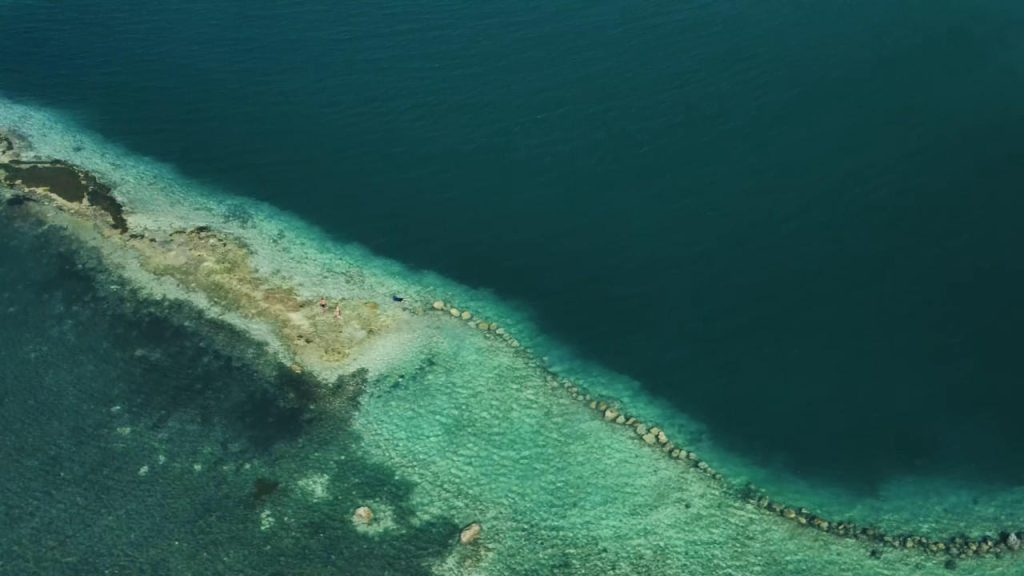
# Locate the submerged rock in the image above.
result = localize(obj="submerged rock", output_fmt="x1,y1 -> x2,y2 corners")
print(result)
252,477 -> 281,500
460,522 -> 482,545
432,300 -> 446,310
1007,532 -> 1020,551
353,506 -> 374,526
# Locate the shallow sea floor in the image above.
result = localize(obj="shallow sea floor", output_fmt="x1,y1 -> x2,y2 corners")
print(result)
1,98 -> 1022,575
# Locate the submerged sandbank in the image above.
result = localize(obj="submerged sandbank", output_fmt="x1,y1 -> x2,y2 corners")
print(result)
2,108 -> 1022,574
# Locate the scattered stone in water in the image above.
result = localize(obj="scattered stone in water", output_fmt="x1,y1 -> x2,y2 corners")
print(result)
252,477 -> 281,500
477,321 -> 489,330
657,430 -> 669,444
1007,532 -> 1020,551
642,433 -> 657,445
603,408 -> 619,421
449,307 -> 461,317
432,300 -> 446,310
460,522 -> 482,545
4,194 -> 33,207
615,415 -> 626,424
352,506 -> 374,526
488,322 -> 498,330
461,310 -> 472,320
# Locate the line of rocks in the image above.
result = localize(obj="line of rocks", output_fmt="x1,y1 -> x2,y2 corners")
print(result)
738,483 -> 1022,563
431,300 -> 519,348
428,298 -> 1023,566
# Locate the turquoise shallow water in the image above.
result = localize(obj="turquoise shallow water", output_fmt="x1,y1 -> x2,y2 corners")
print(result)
2,97 -> 1023,575
2,0 -> 1024,573
2,0 -> 1024,493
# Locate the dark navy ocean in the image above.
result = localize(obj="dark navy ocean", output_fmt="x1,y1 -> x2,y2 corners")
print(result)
2,1 -> 1024,574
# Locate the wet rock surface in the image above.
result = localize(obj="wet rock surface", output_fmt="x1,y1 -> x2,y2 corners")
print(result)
0,150 -> 127,232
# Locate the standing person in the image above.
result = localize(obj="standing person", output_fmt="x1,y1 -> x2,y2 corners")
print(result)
319,297 -> 327,313
334,304 -> 342,320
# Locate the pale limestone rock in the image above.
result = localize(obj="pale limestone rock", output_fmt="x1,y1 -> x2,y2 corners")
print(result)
353,506 -> 374,526
432,300 -> 446,310
460,522 -> 482,545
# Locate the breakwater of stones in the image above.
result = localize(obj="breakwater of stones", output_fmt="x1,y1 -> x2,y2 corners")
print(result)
428,299 -> 1022,568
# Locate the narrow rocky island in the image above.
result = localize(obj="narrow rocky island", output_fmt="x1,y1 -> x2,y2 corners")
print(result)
3,128 -> 1023,572
1,131 -> 408,383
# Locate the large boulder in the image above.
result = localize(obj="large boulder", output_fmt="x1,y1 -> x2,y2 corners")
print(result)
352,506 -> 374,526
460,522 -> 483,545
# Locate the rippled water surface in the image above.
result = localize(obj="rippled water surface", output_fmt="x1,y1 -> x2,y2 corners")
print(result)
2,1 -> 1024,574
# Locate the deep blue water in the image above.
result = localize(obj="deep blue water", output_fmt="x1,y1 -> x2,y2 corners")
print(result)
3,0 -> 1024,492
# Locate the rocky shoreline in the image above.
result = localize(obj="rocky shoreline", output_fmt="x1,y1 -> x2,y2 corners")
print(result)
1,130 -> 1020,569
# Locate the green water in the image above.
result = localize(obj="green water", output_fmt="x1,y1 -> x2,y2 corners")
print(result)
2,98 -> 1022,574
3,0 -> 1024,573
